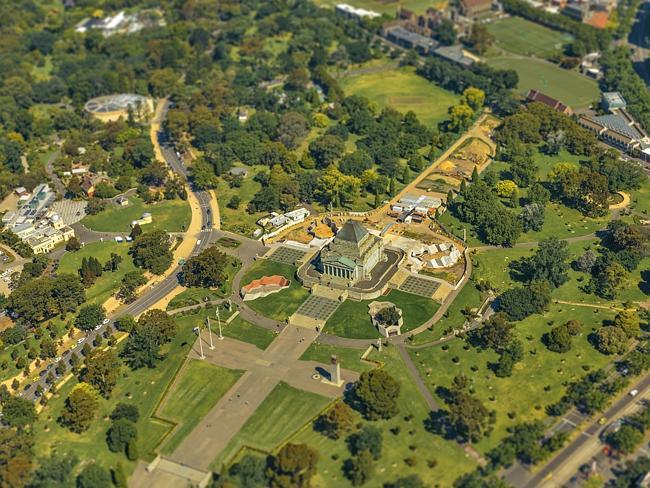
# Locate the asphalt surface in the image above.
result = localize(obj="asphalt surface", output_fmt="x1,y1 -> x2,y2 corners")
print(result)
508,374 -> 650,487
22,111 -> 213,402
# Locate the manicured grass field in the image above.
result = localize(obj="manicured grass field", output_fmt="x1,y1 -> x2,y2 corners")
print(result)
212,382 -> 331,469
487,56 -> 600,109
324,290 -> 440,339
486,17 -> 572,59
81,196 -> 191,233
58,241 -> 137,305
296,347 -> 476,487
174,306 -> 277,350
33,322 -> 198,476
159,360 -> 243,454
340,66 -> 461,128
240,260 -> 309,322
299,343 -> 374,373
629,177 -> 650,216
409,303 -> 614,453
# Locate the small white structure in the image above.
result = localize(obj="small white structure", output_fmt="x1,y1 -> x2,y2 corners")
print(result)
131,212 -> 152,227
368,301 -> 404,337
392,193 -> 442,215
335,3 -> 381,21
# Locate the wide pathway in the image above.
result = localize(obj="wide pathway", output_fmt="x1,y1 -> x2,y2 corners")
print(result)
167,326 -> 357,471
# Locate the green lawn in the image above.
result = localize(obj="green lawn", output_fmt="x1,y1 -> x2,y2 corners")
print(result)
240,260 -> 309,322
487,56 -> 600,109
410,303 -> 615,453
33,322 -> 198,476
159,360 -> 243,454
410,282 -> 482,345
297,347 -> 477,487
299,343 -> 374,373
629,177 -> 650,216
324,290 -> 440,339
58,241 -> 137,305
167,259 -> 240,309
212,382 -> 332,469
81,196 -> 191,233
486,17 -> 572,59
174,306 -> 277,350
340,66 -> 461,128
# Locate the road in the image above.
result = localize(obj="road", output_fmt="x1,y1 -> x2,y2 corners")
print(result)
628,0 -> 650,83
22,105 -> 214,402
508,374 -> 650,487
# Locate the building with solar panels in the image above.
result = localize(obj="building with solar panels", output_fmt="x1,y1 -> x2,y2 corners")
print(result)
84,94 -> 153,122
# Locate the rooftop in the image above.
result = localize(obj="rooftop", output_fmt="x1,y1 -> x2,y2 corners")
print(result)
591,113 -> 645,140
336,220 -> 369,244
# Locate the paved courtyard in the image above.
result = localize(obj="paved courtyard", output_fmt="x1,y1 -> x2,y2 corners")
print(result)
52,200 -> 87,225
398,275 -> 441,298
294,295 -> 341,321
267,246 -> 309,265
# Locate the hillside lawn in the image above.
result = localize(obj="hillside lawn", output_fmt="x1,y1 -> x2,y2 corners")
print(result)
81,195 -> 191,233
215,164 -> 268,237
410,303 -> 614,453
486,17 -> 572,59
340,66 -> 461,128
324,290 -> 440,339
240,260 -> 309,322
211,382 -> 331,469
300,342 -> 374,373
296,347 -> 477,487
58,241 -> 137,306
486,56 -> 600,109
159,360 -> 243,454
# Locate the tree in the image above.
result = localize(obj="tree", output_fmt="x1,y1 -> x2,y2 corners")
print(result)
76,463 -> 112,488
448,104 -> 474,132
278,112 -> 309,150
434,18 -> 457,45
517,237 -> 571,288
590,262 -> 627,299
596,326 -> 629,355
353,369 -> 400,420
60,383 -> 99,433
347,426 -> 383,459
229,455 -> 267,487
107,419 -> 137,454
463,87 -> 485,111
526,182 -> 550,205
344,450 -> 375,486
1,396 -> 36,428
122,310 -> 177,369
574,250 -> 597,273
130,230 -> 172,275
495,180 -> 517,198
111,403 -> 140,423
519,203 -> 545,232
309,135 -> 345,168
74,304 -> 105,331
82,349 -> 120,398
267,443 -> 318,488
118,270 -> 147,303
0,428 -> 33,488
316,165 -> 360,208
179,246 -> 230,289
471,313 -> 513,352
315,400 -> 356,439
612,308 -> 640,339
467,24 -> 494,54
607,424 -> 643,454
65,237 -> 81,252
340,150 -> 373,177
545,324 -> 573,353
446,377 -> 491,443
30,452 -> 77,488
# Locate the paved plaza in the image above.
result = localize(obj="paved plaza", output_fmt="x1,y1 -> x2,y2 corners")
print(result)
398,274 -> 441,298
267,245 -> 309,265
294,295 -> 341,321
52,200 -> 87,225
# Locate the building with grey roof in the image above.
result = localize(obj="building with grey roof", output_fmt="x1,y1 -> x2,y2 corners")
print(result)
385,26 -> 439,54
601,92 -> 627,112
432,44 -> 475,67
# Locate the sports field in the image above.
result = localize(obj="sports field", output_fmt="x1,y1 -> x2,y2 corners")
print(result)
486,17 -> 572,59
340,66 -> 461,127
487,56 -> 600,108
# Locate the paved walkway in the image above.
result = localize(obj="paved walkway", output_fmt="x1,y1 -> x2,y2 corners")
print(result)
165,326 -> 358,471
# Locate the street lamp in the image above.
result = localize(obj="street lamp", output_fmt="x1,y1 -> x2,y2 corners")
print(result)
197,324 -> 205,360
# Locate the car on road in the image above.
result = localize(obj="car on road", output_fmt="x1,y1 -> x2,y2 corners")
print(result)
629,389 -> 639,397
77,338 -> 85,344
53,356 -> 62,363
102,318 -> 110,325
94,324 -> 101,331
598,417 -> 607,425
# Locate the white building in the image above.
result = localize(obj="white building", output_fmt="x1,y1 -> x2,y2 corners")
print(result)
335,3 -> 381,21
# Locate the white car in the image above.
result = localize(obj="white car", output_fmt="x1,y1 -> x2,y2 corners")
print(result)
102,318 -> 110,325
629,389 -> 639,397
77,338 -> 85,344
93,324 -> 101,331
53,356 -> 62,363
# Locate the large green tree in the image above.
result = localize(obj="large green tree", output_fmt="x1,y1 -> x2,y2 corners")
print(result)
129,230 -> 172,275
353,369 -> 400,420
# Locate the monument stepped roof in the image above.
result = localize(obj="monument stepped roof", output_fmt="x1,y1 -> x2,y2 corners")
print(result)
336,220 -> 368,243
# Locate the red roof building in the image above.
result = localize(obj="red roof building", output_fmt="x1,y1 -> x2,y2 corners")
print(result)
526,90 -> 573,115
